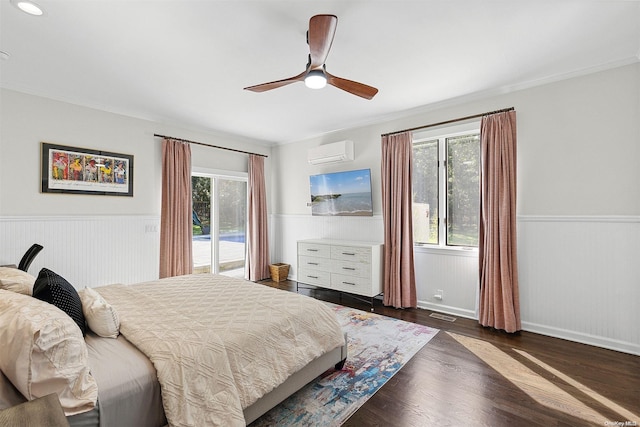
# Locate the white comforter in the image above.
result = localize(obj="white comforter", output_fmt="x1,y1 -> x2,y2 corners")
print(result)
96,274 -> 345,427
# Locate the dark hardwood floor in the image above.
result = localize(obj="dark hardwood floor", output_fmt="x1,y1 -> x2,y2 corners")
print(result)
259,279 -> 640,427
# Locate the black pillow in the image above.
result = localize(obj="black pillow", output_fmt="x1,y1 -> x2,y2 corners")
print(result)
32,268 -> 86,336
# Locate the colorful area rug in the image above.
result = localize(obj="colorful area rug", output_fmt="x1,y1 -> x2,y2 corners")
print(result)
251,303 -> 439,426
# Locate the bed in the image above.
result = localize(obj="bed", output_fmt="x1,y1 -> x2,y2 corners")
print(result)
0,269 -> 347,426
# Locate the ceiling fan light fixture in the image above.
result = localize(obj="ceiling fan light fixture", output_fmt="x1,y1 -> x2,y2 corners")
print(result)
11,0 -> 45,16
305,70 -> 327,89
244,15 -> 377,99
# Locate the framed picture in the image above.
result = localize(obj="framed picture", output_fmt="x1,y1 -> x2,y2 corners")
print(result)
41,142 -> 134,196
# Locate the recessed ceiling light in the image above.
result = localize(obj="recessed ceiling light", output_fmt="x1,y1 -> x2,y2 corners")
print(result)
10,0 -> 45,16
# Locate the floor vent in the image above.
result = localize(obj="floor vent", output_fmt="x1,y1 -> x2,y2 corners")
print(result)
429,313 -> 457,322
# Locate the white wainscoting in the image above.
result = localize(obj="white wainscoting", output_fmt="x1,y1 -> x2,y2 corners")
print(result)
273,213 -> 640,355
517,215 -> 639,355
3,214 -> 637,354
0,215 -> 160,288
414,247 -> 478,319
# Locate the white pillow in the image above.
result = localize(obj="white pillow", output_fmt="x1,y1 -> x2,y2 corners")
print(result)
78,287 -> 120,338
0,267 -> 36,295
0,290 -> 98,415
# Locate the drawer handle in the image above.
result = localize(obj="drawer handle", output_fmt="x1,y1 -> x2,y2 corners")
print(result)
308,262 -> 319,265
308,275 -> 319,279
342,281 -> 356,286
342,252 -> 356,256
342,267 -> 356,270
307,249 -> 318,252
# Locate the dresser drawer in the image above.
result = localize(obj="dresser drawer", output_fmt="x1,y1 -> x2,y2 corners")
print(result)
298,239 -> 383,301
331,245 -> 371,263
331,274 -> 375,296
298,242 -> 331,259
332,260 -> 371,278
298,268 -> 332,286
298,255 -> 332,272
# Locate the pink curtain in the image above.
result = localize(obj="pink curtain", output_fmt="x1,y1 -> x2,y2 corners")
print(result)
246,154 -> 270,281
381,132 -> 417,308
159,138 -> 193,278
478,111 -> 520,332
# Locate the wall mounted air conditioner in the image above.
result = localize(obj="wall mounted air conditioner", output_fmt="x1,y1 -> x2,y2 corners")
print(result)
307,140 -> 354,165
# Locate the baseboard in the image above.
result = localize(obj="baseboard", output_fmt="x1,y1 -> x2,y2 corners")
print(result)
521,321 -> 640,356
417,300 -> 477,320
418,302 -> 639,356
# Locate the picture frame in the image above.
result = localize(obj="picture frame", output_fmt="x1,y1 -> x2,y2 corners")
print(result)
41,142 -> 134,196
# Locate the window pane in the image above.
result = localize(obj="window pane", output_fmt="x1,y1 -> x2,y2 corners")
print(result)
446,134 -> 480,247
412,140 -> 438,244
192,176 -> 212,273
192,175 -> 247,278
218,179 -> 246,275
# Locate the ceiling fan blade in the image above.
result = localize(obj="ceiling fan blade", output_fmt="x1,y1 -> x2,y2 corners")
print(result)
244,14 -> 376,98
244,71 -> 307,92
325,71 -> 378,100
308,14 -> 337,68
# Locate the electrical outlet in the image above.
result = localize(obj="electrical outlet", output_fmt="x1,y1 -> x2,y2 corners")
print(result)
434,289 -> 444,300
144,224 -> 158,233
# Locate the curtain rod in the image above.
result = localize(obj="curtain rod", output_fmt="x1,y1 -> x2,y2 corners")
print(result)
153,134 -> 268,158
380,107 -> 515,137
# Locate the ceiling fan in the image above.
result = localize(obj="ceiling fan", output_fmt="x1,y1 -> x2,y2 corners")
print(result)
244,14 -> 378,100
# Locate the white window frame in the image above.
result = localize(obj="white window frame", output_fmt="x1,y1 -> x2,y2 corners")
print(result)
191,167 -> 248,274
412,120 -> 481,251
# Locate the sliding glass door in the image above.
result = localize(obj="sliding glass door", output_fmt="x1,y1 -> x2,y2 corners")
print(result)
192,171 -> 247,277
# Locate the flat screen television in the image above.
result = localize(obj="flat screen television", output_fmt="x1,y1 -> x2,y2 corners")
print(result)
309,168 -> 373,216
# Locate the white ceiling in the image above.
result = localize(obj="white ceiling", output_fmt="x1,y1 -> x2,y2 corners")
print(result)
1,1 -> 639,145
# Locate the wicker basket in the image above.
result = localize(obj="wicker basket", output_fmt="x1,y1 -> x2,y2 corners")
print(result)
269,263 -> 290,282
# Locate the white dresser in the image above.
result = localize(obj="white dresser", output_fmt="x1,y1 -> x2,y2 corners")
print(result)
297,239 -> 383,300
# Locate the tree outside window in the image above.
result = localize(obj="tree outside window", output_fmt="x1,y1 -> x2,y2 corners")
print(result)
412,129 -> 480,248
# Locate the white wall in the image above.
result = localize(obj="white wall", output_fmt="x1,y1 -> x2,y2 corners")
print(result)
272,63 -> 640,216
0,89 -> 271,287
270,63 -> 640,355
0,90 -> 162,216
1,62 -> 637,355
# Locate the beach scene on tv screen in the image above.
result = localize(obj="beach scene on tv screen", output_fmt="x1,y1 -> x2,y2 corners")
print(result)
310,169 -> 373,216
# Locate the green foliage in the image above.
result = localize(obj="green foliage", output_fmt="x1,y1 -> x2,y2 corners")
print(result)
192,176 -> 211,201
446,134 -> 479,247
413,133 -> 480,247
191,176 -> 247,234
